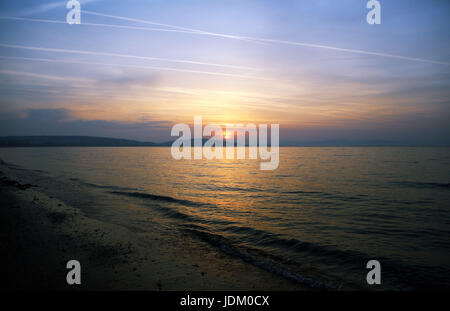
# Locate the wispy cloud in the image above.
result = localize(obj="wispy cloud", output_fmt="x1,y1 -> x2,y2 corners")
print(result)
0,55 -> 268,81
0,43 -> 256,71
0,69 -> 92,83
0,108 -> 173,142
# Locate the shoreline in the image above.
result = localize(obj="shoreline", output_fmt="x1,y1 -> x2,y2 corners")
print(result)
0,160 -> 311,291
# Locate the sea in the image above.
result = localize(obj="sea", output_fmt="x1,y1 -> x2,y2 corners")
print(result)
1,146 -> 449,290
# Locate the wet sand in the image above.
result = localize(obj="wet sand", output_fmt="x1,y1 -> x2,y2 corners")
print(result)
0,160 -> 310,291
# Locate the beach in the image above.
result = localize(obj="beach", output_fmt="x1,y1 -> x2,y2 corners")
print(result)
0,159 -> 309,291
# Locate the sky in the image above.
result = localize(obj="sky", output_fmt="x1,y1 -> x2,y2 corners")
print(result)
0,0 -> 449,145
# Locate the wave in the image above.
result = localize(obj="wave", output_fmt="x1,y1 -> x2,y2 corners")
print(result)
282,190 -> 367,202
107,188 -> 450,289
83,182 -> 138,192
283,189 -> 436,206
221,224 -> 372,265
183,227 -> 341,290
183,218 -> 450,289
109,191 -> 244,230
392,181 -> 450,190
109,190 -> 211,208
204,185 -> 266,193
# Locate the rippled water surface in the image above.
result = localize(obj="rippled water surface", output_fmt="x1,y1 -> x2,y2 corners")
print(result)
1,147 -> 449,289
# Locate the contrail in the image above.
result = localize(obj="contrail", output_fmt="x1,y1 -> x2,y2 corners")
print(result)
82,10 -> 269,45
243,37 -> 450,66
83,10 -> 247,40
0,55 -> 271,81
82,10 -> 449,66
0,16 -> 271,47
0,43 -> 257,70
2,12 -> 446,65
20,0 -> 102,17
0,16 -> 203,35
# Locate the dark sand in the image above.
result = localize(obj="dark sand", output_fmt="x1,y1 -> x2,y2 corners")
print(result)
0,160 -> 310,291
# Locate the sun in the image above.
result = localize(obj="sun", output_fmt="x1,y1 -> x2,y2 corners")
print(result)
223,131 -> 231,139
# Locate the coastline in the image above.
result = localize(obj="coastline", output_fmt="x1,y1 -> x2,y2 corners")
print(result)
0,159 -> 311,291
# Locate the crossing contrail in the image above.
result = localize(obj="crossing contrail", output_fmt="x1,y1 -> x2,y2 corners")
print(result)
0,55 -> 272,81
81,10 -> 449,66
0,43 -> 257,71
0,14 -> 269,46
0,16 -> 205,36
1,11 -> 447,65
82,10 -> 260,43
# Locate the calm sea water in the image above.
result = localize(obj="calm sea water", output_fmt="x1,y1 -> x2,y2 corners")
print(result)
1,147 -> 450,289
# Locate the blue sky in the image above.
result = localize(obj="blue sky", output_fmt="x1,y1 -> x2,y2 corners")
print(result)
0,0 -> 449,144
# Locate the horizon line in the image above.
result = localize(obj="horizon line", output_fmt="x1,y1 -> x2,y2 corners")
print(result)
0,135 -> 448,147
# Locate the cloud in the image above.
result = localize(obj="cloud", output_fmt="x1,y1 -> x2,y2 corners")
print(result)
25,108 -> 71,121
95,70 -> 159,87
0,43 -> 257,71
0,108 -> 173,142
1,107 -> 449,145
0,65 -> 161,108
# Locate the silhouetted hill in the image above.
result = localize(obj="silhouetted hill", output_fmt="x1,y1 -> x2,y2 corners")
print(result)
0,136 -> 436,147
0,136 -> 172,147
